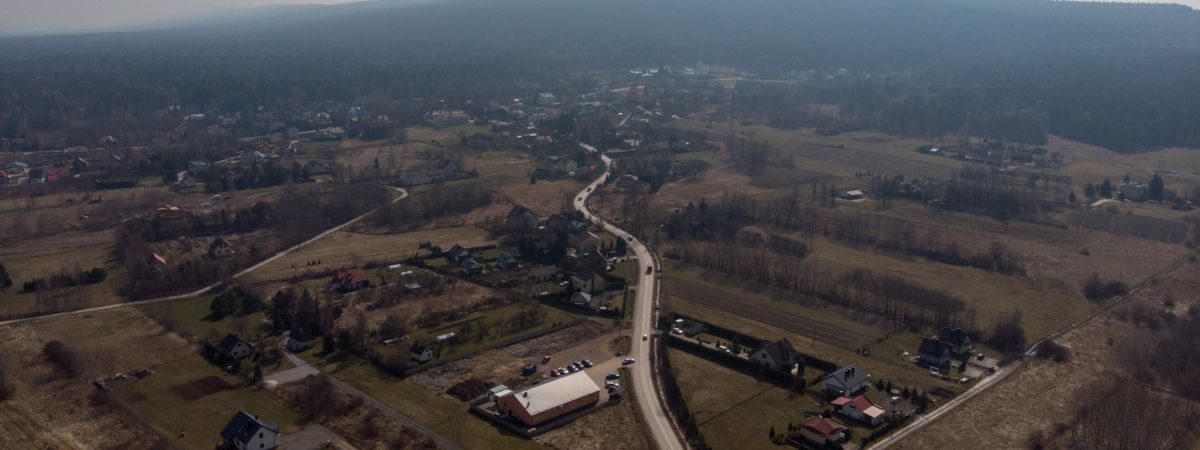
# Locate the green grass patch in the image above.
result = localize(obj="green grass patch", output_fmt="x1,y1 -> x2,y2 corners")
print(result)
111,356 -> 305,450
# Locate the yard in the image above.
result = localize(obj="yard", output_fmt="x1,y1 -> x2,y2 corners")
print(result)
668,348 -> 896,450
110,356 -> 306,450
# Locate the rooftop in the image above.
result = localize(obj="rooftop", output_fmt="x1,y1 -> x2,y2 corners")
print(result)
501,371 -> 599,416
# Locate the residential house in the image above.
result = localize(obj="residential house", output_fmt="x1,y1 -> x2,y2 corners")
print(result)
216,334 -> 254,360
314,127 -> 346,141
572,231 -> 601,256
460,258 -> 484,276
917,338 -> 952,368
820,364 -> 871,396
209,238 -> 237,258
527,265 -> 558,282
429,110 -> 471,128
188,161 -> 211,175
175,172 -> 197,190
4,161 -> 28,177
797,416 -> 847,446
556,158 -> 579,175
615,174 -> 640,189
219,411 -> 280,450
303,160 -> 332,178
446,244 -> 473,262
672,318 -> 706,336
750,338 -> 801,372
411,342 -> 434,362
46,167 -> 72,183
1121,181 -> 1148,201
496,252 -> 519,270
331,267 -> 370,292
831,394 -> 886,426
536,92 -> 557,106
147,253 -> 168,272
840,189 -> 865,200
569,291 -> 600,309
937,327 -> 972,356
397,171 -> 433,186
571,268 -> 606,294
505,205 -> 538,234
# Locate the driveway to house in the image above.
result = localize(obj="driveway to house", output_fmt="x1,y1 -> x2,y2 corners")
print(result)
0,186 -> 408,327
575,142 -> 685,450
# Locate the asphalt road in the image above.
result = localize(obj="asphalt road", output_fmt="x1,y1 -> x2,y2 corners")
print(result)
575,143 -> 684,450
0,186 -> 407,327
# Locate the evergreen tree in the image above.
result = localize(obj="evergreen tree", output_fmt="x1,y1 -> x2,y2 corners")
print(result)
0,263 -> 11,292
1149,174 -> 1165,201
1100,179 -> 1113,198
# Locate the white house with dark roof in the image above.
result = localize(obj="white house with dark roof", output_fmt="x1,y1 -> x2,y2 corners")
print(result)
219,411 -> 279,450
751,338 -> 801,372
820,364 -> 870,396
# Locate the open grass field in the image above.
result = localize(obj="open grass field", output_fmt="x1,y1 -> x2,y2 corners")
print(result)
247,226 -> 492,283
405,302 -> 575,360
662,268 -> 888,350
135,294 -> 269,340
0,307 -> 196,449
111,356 -> 305,450
669,119 -> 962,179
897,257 -> 1200,450
302,357 -> 546,450
407,125 -> 493,145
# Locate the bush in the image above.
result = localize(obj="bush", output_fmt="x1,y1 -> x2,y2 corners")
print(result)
42,340 -> 86,378
1037,340 -> 1072,363
1082,273 -> 1129,301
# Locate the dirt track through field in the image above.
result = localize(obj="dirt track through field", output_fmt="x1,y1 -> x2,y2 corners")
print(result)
667,277 -> 881,350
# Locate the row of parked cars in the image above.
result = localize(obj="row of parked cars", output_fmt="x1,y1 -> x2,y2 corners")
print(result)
549,359 -> 593,377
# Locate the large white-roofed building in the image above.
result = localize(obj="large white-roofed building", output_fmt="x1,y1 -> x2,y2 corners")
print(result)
495,371 -> 600,427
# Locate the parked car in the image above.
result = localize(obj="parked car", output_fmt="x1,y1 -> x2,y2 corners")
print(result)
645,266 -> 652,274
642,334 -> 648,341
929,367 -> 941,376
606,372 -> 620,380
605,381 -> 620,388
582,360 -> 593,368
542,355 -> 551,363
550,370 -> 559,377
623,357 -> 636,365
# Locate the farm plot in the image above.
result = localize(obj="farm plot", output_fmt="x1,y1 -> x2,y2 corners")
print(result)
748,167 -> 839,189
1066,209 -> 1192,244
248,226 -> 492,282
663,273 -> 887,351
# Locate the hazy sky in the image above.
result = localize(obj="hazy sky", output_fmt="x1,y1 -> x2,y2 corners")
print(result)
0,0 -> 1197,36
0,0 -> 360,35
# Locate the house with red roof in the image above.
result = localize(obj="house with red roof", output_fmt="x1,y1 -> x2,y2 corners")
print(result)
797,416 -> 847,446
46,167 -> 73,183
831,394 -> 886,426
331,267 -> 370,293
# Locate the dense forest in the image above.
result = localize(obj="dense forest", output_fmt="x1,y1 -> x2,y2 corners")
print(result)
3,0 -> 1200,151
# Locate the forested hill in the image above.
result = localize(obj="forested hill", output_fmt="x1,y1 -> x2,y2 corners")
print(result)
3,0 -> 1200,152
